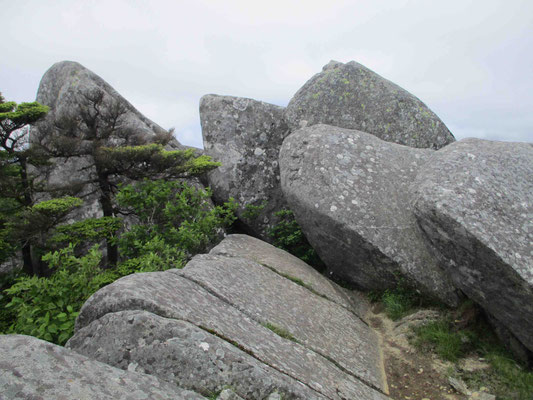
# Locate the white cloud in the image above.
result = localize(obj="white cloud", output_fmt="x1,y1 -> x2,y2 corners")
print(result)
1,0 -> 532,146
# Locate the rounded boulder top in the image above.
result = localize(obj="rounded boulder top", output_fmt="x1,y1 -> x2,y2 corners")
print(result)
284,60 -> 455,150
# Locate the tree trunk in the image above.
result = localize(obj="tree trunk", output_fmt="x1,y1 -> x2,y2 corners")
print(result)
18,157 -> 42,275
96,169 -> 118,267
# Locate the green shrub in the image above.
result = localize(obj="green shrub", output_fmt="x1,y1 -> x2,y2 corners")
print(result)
50,216 -> 122,249
0,270 -> 23,333
117,179 -> 236,260
268,209 -> 325,271
241,201 -> 266,220
3,245 -> 111,345
1,179 -> 236,346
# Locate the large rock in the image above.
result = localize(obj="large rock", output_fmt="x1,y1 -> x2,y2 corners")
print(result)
68,310 -> 320,400
285,60 -> 455,150
70,235 -> 389,399
33,60 -> 179,148
0,334 -> 206,399
411,138 -> 533,353
200,95 -> 290,240
279,124 -> 460,306
29,61 -> 186,222
180,253 -> 383,389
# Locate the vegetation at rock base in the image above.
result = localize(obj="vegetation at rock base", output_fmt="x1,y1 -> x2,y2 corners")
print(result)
412,302 -> 533,399
0,180 -> 236,345
368,276 -> 436,321
0,88 -> 236,347
268,209 -> 325,272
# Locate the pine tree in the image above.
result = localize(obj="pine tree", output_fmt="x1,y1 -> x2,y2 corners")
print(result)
0,93 -> 50,274
35,88 -> 219,266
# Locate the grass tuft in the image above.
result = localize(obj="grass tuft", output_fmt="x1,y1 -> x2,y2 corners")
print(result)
412,301 -> 533,399
263,322 -> 299,343
414,320 -> 464,362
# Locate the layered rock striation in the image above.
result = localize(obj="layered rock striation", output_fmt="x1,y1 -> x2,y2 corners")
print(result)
67,234 -> 390,400
0,334 -> 206,399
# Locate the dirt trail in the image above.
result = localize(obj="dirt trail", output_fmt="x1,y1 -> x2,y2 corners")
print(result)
367,306 -> 471,400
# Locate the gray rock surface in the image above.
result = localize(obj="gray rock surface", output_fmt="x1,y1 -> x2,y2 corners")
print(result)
279,124 -> 459,306
33,60 -> 178,148
209,234 -> 359,312
34,155 -> 102,221
411,138 -> 533,352
29,61 -> 186,223
181,252 -> 382,388
68,310 -> 318,400
72,236 -> 390,399
0,334 -> 206,399
218,389 -> 245,400
200,95 -> 290,240
284,60 -> 455,149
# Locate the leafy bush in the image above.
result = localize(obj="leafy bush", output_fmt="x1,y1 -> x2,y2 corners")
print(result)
50,216 -> 122,250
1,179 -> 236,346
3,245 -> 112,345
268,209 -> 325,271
241,201 -> 266,220
117,179 -> 236,261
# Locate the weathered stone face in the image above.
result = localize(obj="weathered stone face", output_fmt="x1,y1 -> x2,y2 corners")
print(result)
70,235 -> 389,400
411,138 -> 533,353
29,61 -> 187,224
68,310 -> 320,400
200,94 -> 290,241
209,234 -> 360,312
0,334 -> 206,399
33,60 -> 179,148
279,124 -> 460,306
34,155 -> 102,221
284,60 -> 455,150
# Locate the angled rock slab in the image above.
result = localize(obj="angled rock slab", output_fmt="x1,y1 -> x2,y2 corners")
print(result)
68,310 -> 319,400
209,234 -> 363,313
411,138 -> 533,352
279,124 -> 460,306
285,60 -> 455,150
75,270 -> 389,400
0,334 -> 205,400
181,253 -> 384,390
200,95 -> 290,240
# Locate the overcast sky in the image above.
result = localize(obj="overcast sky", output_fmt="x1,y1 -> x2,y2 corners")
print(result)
1,0 -> 532,148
